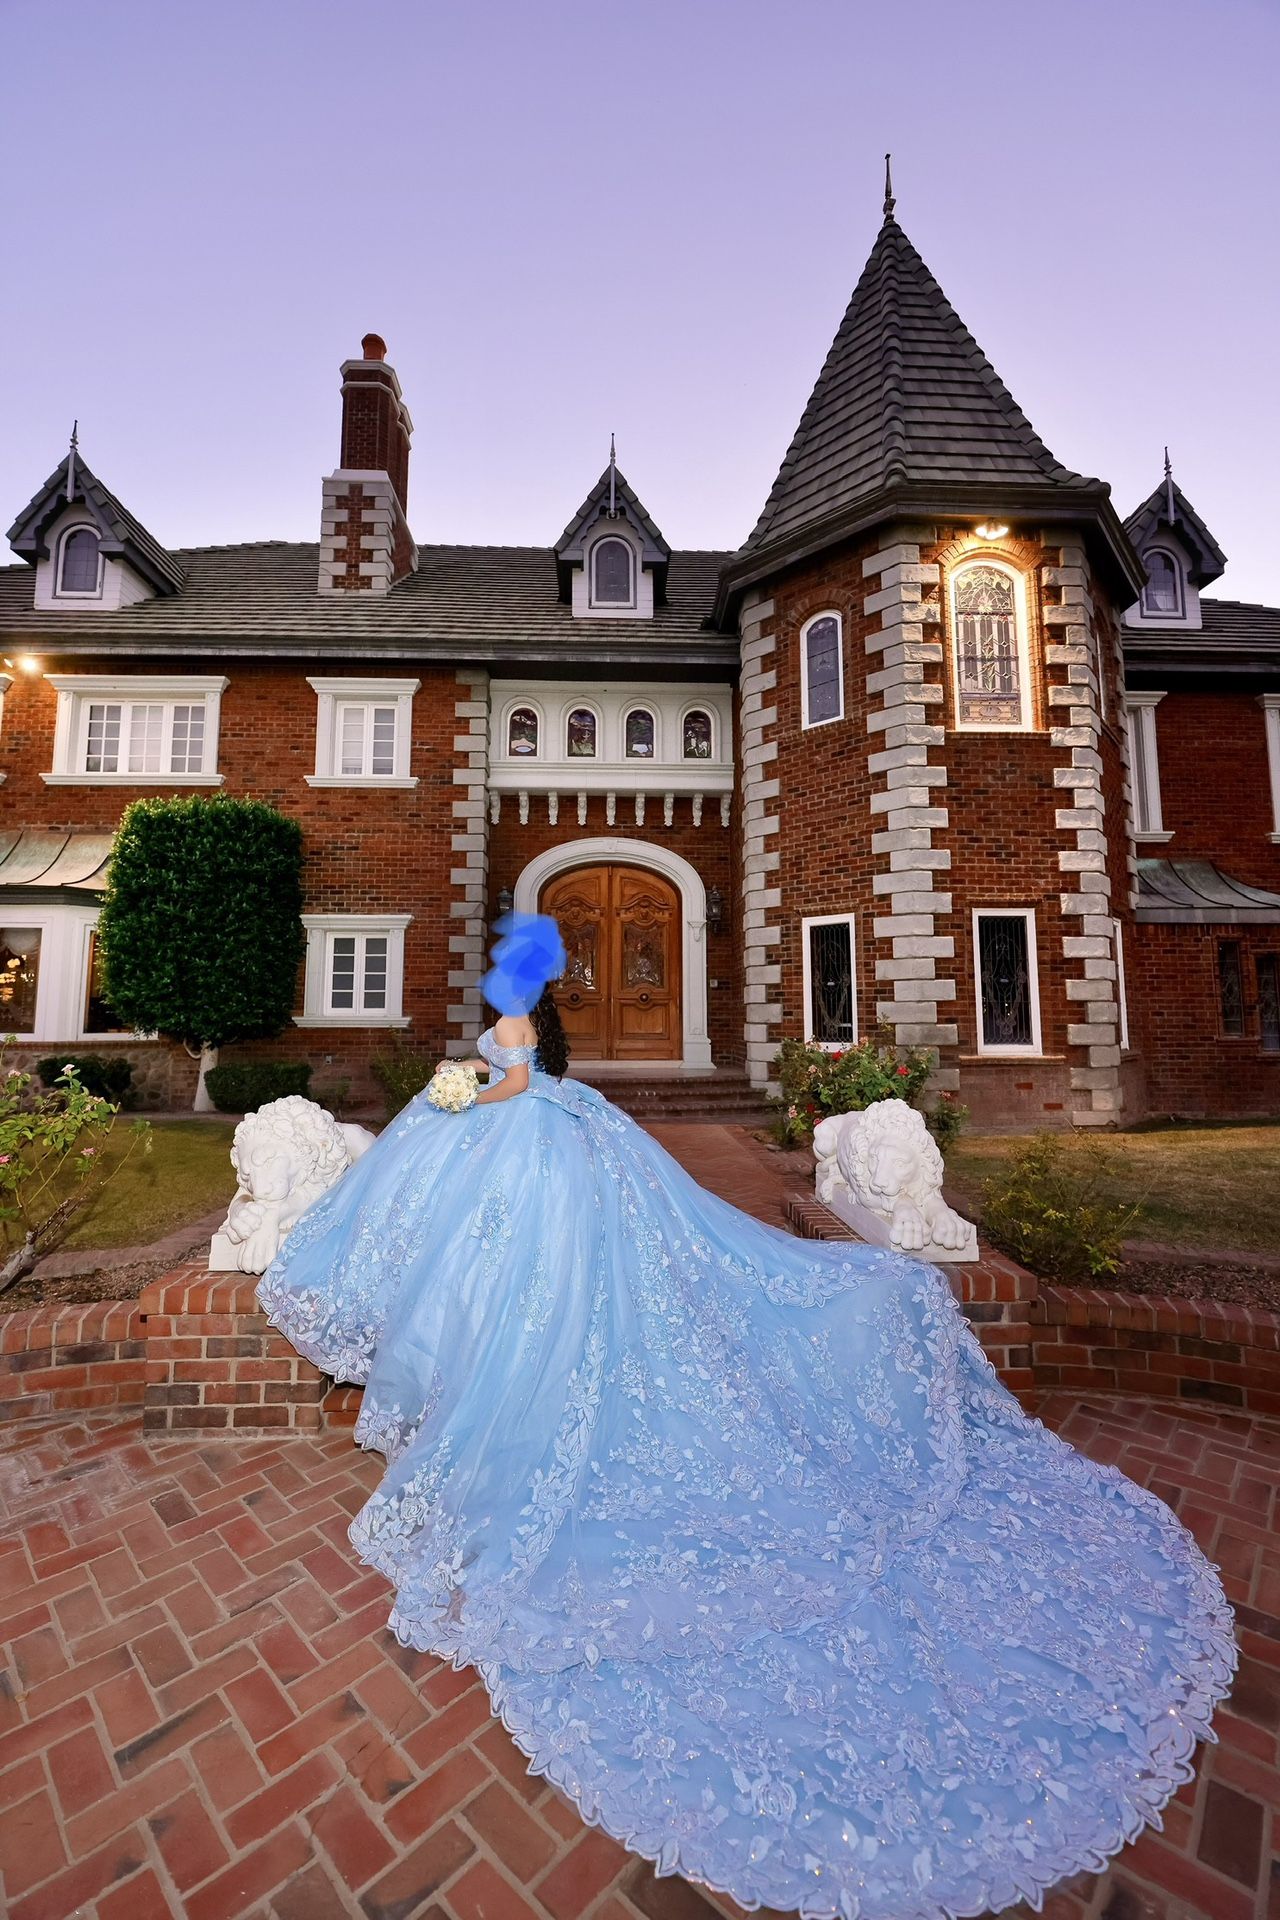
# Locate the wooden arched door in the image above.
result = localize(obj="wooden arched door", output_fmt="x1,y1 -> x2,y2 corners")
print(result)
540,864 -> 682,1060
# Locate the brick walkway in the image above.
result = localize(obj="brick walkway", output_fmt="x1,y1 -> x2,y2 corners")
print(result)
0,1127 -> 1273,1920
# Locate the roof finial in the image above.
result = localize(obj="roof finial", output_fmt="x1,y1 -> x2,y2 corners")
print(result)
66,420 -> 78,503
1164,444 -> 1175,523
883,153 -> 896,221
608,432 -> 617,516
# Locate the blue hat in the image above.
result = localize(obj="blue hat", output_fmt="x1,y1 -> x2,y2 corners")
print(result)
481,911 -> 566,1016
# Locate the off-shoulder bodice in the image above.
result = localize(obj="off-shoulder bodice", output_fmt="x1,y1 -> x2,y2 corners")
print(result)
475,1026 -> 602,1119
477,1027 -> 538,1074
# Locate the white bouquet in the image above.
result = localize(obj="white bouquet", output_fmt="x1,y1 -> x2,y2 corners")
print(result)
423,1061 -> 480,1113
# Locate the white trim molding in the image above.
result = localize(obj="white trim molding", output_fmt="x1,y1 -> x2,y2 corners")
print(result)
306,677 -> 419,788
296,913 -> 412,1028
1260,695 -> 1280,842
972,907 -> 1044,1057
487,681 -> 733,802
1124,690 -> 1172,841
41,674 -> 228,786
801,912 -> 858,1049
512,836 -> 712,1068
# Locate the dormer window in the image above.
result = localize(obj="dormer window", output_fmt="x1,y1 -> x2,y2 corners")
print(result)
508,706 -> 539,756
1142,549 -> 1184,617
57,527 -> 102,597
591,538 -> 634,608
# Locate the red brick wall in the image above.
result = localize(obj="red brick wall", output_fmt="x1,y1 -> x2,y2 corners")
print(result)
1130,922 -> 1280,1116
1147,689 -> 1280,889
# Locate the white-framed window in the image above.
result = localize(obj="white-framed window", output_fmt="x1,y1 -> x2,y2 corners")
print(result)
1142,548 -> 1184,618
1113,917 -> 1130,1052
1261,695 -> 1280,843
624,706 -> 657,759
566,705 -> 598,758
43,675 -> 227,785
297,914 -> 411,1027
507,703 -> 541,757
307,678 -> 418,787
0,904 -> 131,1042
950,559 -> 1033,730
681,707 -> 714,760
973,908 -> 1042,1055
56,524 -> 103,598
1125,691 -> 1171,841
800,611 -> 843,728
801,913 -> 857,1048
590,536 -> 635,608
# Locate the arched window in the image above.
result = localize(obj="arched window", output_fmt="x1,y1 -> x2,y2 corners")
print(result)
507,706 -> 539,756
566,707 -> 597,757
682,709 -> 713,759
59,527 -> 101,595
624,708 -> 655,758
801,613 -> 843,727
592,537 -> 633,606
951,561 -> 1030,729
1142,549 -> 1183,617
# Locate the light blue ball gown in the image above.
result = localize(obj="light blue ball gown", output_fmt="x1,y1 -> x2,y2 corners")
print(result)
258,1029 -> 1235,1920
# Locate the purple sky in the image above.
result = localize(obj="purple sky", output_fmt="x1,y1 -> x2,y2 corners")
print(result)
2,0 -> 1277,603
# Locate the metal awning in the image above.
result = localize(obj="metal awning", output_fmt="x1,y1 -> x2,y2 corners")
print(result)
0,830 -> 112,892
1137,858 -> 1280,925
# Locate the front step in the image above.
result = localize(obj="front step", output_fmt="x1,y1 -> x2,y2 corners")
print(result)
571,1068 -> 772,1124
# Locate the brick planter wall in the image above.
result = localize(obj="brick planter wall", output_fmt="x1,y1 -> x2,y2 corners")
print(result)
139,1265 -> 331,1435
0,1301 -> 145,1421
1033,1284 -> 1280,1414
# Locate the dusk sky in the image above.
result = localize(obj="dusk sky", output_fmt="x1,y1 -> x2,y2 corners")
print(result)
2,0 -> 1277,601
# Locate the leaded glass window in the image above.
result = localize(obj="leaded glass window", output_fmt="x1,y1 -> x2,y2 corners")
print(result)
625,708 -> 655,758
566,708 -> 597,757
805,917 -> 855,1046
682,710 -> 712,759
1142,550 -> 1182,616
953,563 -> 1026,727
592,538 -> 633,605
976,913 -> 1036,1050
1218,940 -> 1245,1036
1258,955 -> 1280,1054
59,527 -> 101,593
802,614 -> 842,726
508,706 -> 539,756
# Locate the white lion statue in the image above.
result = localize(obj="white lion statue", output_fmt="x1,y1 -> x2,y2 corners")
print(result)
209,1096 -> 376,1273
812,1099 -> 977,1262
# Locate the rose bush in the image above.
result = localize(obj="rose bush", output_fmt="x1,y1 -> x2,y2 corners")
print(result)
770,1033 -> 967,1154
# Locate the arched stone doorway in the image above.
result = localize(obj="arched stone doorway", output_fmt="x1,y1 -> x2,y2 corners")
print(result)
542,864 -> 681,1060
512,838 -> 712,1067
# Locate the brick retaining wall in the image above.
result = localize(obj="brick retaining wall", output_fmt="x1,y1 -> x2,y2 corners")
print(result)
139,1265 -> 329,1434
0,1300 -> 145,1421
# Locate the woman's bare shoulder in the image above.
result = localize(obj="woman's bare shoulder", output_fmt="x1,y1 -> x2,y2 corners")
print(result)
494,1014 -> 536,1047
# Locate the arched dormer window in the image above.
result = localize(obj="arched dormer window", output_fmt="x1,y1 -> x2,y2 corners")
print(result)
624,707 -> 656,758
950,560 -> 1032,730
58,526 -> 102,596
507,706 -> 539,756
1142,548 -> 1183,617
800,612 -> 843,728
682,709 -> 713,759
566,707 -> 597,757
591,537 -> 634,607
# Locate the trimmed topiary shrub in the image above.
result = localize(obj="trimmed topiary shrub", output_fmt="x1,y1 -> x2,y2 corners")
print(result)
36,1053 -> 135,1106
203,1061 -> 312,1113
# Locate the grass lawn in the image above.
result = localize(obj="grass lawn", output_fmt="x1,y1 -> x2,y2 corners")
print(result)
944,1124 -> 1280,1258
3,1118 -> 238,1257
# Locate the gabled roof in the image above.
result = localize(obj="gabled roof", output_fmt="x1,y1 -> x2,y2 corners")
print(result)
1123,476 -> 1227,587
555,463 -> 671,602
6,453 -> 185,595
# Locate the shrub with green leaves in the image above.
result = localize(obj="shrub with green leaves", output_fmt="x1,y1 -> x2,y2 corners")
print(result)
980,1131 -> 1140,1282
37,1052 -> 134,1106
770,1034 -> 967,1151
202,1061 -> 313,1113
371,1035 -> 435,1118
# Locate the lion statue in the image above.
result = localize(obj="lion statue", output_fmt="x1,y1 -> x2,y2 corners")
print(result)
208,1096 -> 376,1274
812,1099 -> 976,1261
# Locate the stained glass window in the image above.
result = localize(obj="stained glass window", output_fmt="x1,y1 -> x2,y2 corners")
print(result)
566,709 -> 597,757
682,710 -> 712,759
625,709 -> 655,758
508,707 -> 539,756
977,914 -> 1035,1049
623,922 -> 665,988
1142,550 -> 1182,616
0,928 -> 40,1033
953,564 -> 1025,727
1218,940 -> 1245,1036
59,527 -> 100,593
803,615 -> 842,725
1258,955 -> 1280,1054
806,918 -> 855,1045
593,538 -> 633,605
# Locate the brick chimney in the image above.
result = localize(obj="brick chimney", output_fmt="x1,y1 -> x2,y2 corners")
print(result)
318,334 -> 417,594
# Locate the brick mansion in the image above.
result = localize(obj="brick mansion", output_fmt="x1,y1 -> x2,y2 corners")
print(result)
1,191 -> 1277,1126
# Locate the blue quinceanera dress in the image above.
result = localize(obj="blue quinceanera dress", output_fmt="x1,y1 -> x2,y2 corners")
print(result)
259,1031 -> 1235,1920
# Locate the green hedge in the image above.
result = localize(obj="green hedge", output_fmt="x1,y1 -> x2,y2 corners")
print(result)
36,1053 -> 135,1105
202,1061 -> 312,1113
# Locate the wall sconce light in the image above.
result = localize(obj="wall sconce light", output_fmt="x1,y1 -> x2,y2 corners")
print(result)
706,885 -> 724,931
496,886 -> 514,915
974,521 -> 1009,541
4,655 -> 42,675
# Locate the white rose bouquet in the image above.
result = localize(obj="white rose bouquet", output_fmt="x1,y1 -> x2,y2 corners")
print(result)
423,1061 -> 480,1113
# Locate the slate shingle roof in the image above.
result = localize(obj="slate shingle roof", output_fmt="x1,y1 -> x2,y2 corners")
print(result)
1124,597 -> 1280,668
0,540 -> 735,667
745,212 -> 1097,555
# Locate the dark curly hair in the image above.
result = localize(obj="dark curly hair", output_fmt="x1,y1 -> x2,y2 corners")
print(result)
530,985 -> 569,1079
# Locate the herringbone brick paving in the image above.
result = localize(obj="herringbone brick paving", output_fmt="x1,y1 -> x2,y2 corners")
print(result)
0,1125 -> 1273,1919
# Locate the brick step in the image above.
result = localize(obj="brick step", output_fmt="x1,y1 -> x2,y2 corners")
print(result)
572,1071 -> 772,1123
